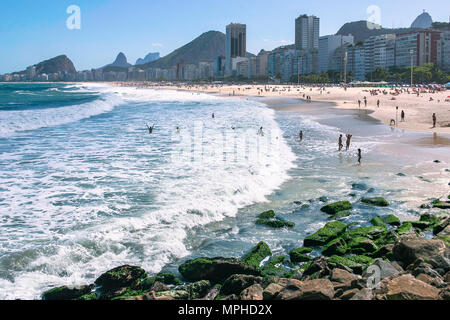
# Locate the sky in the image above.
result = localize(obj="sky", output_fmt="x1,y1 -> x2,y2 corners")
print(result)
0,0 -> 449,73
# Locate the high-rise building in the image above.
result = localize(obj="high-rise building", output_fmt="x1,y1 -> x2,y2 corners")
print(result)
319,35 -> 354,72
437,32 -> 450,72
225,23 -> 247,76
295,15 -> 320,50
395,30 -> 442,68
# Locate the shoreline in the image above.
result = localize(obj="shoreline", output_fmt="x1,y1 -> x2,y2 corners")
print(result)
111,82 -> 450,135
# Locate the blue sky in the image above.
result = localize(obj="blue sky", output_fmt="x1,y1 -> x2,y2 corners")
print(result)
0,0 -> 449,73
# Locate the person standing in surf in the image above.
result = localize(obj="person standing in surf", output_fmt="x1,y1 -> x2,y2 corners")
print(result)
346,134 -> 353,151
146,124 -> 155,134
299,130 -> 303,142
338,134 -> 343,151
358,149 -> 362,164
258,127 -> 265,136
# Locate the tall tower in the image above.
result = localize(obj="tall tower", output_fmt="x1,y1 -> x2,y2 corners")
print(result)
295,15 -> 320,51
225,23 -> 247,76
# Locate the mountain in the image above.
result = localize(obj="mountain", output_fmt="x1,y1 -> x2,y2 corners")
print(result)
411,11 -> 433,29
140,31 -> 254,69
336,21 -> 418,42
11,55 -> 76,75
136,52 -> 160,65
102,52 -> 131,71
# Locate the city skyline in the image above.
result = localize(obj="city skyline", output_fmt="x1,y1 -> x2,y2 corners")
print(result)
1,0 -> 449,74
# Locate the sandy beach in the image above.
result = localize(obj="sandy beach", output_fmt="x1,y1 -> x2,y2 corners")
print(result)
121,83 -> 450,135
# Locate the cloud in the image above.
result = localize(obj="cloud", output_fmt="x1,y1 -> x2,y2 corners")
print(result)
152,43 -> 164,48
263,39 -> 291,45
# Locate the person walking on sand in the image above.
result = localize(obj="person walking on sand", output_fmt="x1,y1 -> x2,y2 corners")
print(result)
401,110 -> 405,122
364,97 -> 367,108
338,134 -> 344,151
358,100 -> 361,108
377,100 -> 380,108
432,113 -> 437,128
358,149 -> 362,164
346,134 -> 353,151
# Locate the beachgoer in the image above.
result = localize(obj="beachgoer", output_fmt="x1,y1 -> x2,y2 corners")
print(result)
377,100 -> 380,108
146,124 -> 155,134
346,134 -> 353,151
401,110 -> 405,122
212,113 -> 215,119
358,149 -> 362,164
300,130 -> 303,142
358,100 -> 361,108
338,134 -> 343,151
177,127 -> 181,135
432,113 -> 437,128
258,127 -> 265,136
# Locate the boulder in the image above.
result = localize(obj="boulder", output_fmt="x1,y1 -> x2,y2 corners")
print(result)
95,265 -> 146,291
320,201 -> 353,215
276,279 -> 335,300
289,247 -> 313,263
263,283 -> 285,300
370,216 -> 386,227
187,280 -> 211,299
322,238 -> 347,256
347,237 -> 378,255
304,221 -> 347,247
350,288 -> 373,300
382,215 -> 401,227
155,290 -> 189,300
150,281 -> 170,293
220,274 -> 263,296
330,268 -> 359,290
329,210 -> 352,220
376,274 -> 440,300
340,288 -> 360,300
363,259 -> 402,281
361,197 -> 390,207
243,241 -> 272,268
179,257 -> 260,283
397,222 -> 414,235
240,284 -> 263,300
42,284 -> 94,301
393,236 -> 449,271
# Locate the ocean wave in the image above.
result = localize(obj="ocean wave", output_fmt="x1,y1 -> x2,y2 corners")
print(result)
0,93 -> 123,137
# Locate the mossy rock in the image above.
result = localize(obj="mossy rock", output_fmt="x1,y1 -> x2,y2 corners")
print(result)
259,210 -> 276,219
243,241 -> 272,268
155,290 -> 189,300
322,237 -> 347,256
320,201 -> 353,215
328,255 -> 363,274
347,236 -> 378,255
411,221 -> 431,231
289,247 -> 313,263
220,275 -> 262,296
432,200 -> 450,209
94,265 -> 147,291
111,288 -> 147,301
347,255 -> 375,270
42,285 -> 94,301
76,292 -> 98,301
329,210 -> 351,220
256,218 -> 295,229
132,272 -> 181,291
261,256 -> 289,277
370,216 -> 386,227
361,197 -> 390,207
187,280 -> 211,299
373,230 -> 399,247
344,226 -> 386,241
303,221 -> 347,247
178,257 -> 260,283
382,215 -> 401,227
397,222 -> 414,235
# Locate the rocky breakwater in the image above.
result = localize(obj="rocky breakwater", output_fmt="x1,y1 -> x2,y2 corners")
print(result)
42,196 -> 450,301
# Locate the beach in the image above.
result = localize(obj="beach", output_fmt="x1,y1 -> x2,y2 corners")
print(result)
127,83 -> 450,135
1,82 -> 449,300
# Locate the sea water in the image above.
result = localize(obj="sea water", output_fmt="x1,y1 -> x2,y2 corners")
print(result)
0,83 -> 448,299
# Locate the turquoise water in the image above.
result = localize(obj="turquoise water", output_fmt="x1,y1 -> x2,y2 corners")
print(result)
0,83 -> 448,299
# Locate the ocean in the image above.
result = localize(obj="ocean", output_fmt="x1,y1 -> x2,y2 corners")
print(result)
0,83 -> 448,299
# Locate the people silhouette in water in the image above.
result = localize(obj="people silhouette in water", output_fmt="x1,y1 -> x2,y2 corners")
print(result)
176,127 -> 181,135
358,149 -> 362,164
146,124 -> 155,134
258,127 -> 265,136
299,130 -> 303,142
338,134 -> 343,151
345,134 -> 353,151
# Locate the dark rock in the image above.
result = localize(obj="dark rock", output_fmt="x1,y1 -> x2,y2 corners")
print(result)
95,265 -> 146,291
361,197 -> 390,207
323,238 -> 347,256
187,280 -> 211,299
350,288 -> 373,300
220,274 -> 263,296
330,268 -> 359,290
42,284 -> 94,301
179,257 -> 260,283
363,259 -> 401,281
320,201 -> 353,215
150,281 -> 170,293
